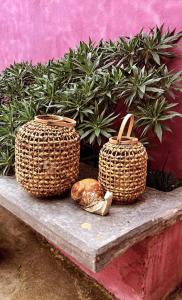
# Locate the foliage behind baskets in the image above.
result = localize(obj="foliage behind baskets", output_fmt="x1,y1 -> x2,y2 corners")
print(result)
15,115 -> 80,197
0,27 -> 182,177
99,114 -> 148,203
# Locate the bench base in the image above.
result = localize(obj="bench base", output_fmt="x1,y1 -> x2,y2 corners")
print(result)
0,173 -> 181,299
58,220 -> 182,300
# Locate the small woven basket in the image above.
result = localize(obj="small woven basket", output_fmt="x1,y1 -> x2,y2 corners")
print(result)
15,115 -> 80,197
99,114 -> 147,203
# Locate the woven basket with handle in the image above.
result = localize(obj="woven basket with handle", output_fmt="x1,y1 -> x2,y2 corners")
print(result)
99,114 -> 147,203
15,115 -> 80,197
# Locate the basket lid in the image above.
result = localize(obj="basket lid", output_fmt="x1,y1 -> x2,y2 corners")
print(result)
34,115 -> 76,128
109,114 -> 138,145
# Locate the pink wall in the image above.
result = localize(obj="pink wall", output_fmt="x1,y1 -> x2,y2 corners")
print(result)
0,0 -> 182,177
1,0 -> 182,69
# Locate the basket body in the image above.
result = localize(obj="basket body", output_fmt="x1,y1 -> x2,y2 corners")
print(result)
15,119 -> 80,197
99,140 -> 147,203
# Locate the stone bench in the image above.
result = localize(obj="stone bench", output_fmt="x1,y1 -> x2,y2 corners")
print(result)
0,164 -> 182,300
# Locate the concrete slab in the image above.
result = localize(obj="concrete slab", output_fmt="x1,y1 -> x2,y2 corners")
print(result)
0,164 -> 182,272
0,206 -> 112,300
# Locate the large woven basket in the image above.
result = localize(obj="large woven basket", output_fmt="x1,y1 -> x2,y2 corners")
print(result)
99,114 -> 147,203
15,115 -> 80,197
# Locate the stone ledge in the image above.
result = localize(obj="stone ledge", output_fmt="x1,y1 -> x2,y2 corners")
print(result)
0,164 -> 182,272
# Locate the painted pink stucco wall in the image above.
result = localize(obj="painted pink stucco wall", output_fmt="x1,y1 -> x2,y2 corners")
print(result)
1,0 -> 182,68
0,0 -> 182,177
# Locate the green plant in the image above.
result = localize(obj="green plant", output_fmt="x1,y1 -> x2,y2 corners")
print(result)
78,104 -> 116,145
134,97 -> 181,141
147,168 -> 182,192
0,26 -> 182,175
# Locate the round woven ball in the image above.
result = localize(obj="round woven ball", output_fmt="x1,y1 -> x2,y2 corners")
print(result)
15,115 -> 80,197
98,114 -> 147,203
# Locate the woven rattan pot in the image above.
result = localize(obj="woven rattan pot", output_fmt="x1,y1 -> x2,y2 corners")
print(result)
99,114 -> 147,203
15,115 -> 80,197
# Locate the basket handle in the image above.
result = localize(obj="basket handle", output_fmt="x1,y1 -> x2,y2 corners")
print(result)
117,114 -> 134,142
34,115 -> 76,128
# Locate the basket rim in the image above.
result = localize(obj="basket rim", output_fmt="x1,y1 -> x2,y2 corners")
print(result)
34,115 -> 76,128
109,136 -> 138,145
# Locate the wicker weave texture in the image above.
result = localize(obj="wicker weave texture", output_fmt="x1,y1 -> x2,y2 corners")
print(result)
99,140 -> 147,203
15,119 -> 80,197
